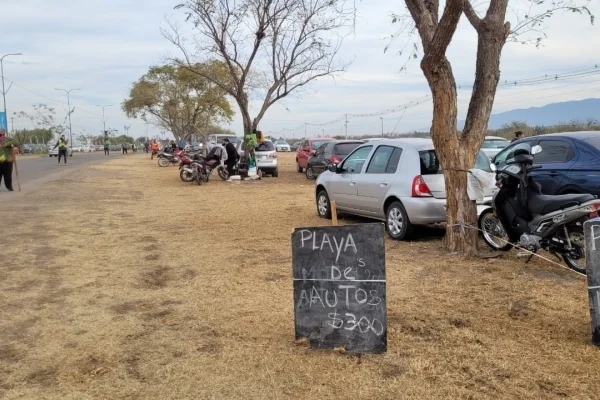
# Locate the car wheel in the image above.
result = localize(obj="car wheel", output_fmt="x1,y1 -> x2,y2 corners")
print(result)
316,190 -> 332,219
297,162 -> 303,173
272,168 -> 279,178
385,201 -> 413,240
305,166 -> 315,180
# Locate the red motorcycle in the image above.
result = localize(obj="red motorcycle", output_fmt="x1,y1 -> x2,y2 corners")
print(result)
179,152 -> 196,182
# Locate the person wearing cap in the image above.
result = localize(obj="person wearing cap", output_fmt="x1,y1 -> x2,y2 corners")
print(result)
0,129 -> 16,191
53,134 -> 69,164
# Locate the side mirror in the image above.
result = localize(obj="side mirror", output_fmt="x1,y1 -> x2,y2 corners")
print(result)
328,163 -> 338,173
531,145 -> 543,155
490,163 -> 497,172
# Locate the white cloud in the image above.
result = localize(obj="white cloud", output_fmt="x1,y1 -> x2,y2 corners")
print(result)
1,0 -> 599,140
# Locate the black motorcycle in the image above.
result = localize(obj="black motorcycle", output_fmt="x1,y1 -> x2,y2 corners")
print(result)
479,144 -> 600,273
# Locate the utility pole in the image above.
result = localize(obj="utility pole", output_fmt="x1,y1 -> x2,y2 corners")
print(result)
380,117 -> 384,136
10,117 -> 14,134
344,114 -> 349,139
1,53 -> 22,132
56,88 -> 80,153
322,129 -> 325,137
95,104 -> 112,136
304,122 -> 307,138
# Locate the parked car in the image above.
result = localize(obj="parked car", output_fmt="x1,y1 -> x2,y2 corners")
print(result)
305,140 -> 365,180
314,138 -> 494,240
23,144 -> 34,154
206,134 -> 239,153
296,137 -> 332,173
48,145 -> 58,157
481,136 -> 510,160
275,139 -> 291,152
290,141 -> 302,152
492,131 -> 600,196
254,140 -> 279,177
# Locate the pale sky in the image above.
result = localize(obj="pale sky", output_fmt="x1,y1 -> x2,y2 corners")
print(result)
1,0 -> 599,140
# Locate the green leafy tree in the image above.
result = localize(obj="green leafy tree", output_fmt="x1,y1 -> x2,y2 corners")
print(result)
122,63 -> 233,144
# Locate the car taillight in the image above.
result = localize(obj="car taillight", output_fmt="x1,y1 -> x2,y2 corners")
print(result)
412,176 -> 433,197
330,156 -> 342,163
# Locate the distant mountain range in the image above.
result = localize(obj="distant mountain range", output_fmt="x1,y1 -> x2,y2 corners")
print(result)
458,98 -> 600,130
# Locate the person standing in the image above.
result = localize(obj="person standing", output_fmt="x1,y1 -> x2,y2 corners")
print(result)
53,135 -> 69,164
144,142 -> 149,153
122,142 -> 128,156
179,138 -> 186,150
0,129 -> 15,191
150,140 -> 159,160
222,138 -> 239,177
511,131 -> 523,143
104,140 -> 110,156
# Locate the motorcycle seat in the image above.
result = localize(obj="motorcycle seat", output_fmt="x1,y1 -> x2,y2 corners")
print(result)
529,193 -> 595,215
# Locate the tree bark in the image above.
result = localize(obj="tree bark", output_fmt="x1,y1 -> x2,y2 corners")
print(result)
421,56 -> 478,254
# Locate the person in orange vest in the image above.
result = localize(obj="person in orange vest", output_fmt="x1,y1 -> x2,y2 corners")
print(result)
150,140 -> 159,160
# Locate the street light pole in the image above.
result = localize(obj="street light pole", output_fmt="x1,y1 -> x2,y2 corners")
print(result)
95,104 -> 112,136
380,117 -> 384,136
55,88 -> 81,153
1,53 -> 23,131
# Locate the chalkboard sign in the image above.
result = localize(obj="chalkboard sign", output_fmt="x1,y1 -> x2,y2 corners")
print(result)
292,223 -> 387,354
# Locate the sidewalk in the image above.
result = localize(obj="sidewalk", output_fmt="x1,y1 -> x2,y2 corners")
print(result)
1,155 -> 598,399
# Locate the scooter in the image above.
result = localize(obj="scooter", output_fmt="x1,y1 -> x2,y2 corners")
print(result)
479,144 -> 600,273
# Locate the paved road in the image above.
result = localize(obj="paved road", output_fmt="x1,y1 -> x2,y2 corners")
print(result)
2,151 -> 141,192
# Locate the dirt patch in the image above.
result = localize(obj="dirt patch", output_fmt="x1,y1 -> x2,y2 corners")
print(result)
25,367 -> 58,386
139,267 -> 171,289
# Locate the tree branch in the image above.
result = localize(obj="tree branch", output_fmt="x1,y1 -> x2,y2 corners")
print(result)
463,0 -> 482,30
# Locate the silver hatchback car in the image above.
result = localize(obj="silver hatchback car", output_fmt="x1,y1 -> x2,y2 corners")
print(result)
314,138 -> 494,240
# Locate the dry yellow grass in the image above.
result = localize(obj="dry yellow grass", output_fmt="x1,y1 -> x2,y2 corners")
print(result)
1,153 -> 599,399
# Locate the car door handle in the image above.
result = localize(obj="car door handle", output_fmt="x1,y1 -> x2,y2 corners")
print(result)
380,182 -> 389,187
549,171 -> 559,177
350,181 -> 356,186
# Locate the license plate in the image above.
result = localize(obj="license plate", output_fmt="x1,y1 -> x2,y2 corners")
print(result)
260,155 -> 267,160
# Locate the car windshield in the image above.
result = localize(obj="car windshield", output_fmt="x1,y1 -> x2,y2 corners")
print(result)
256,141 -> 275,152
311,140 -> 328,150
419,149 -> 491,175
333,142 -> 362,156
482,139 -> 509,149
276,140 -> 287,145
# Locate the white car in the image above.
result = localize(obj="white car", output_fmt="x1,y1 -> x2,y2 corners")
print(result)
314,138 -> 494,240
254,140 -> 279,177
274,140 -> 291,152
481,136 -> 510,160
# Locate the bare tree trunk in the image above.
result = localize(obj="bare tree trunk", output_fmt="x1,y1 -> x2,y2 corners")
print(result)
421,56 -> 478,254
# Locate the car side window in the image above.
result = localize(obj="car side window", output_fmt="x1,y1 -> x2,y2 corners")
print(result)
314,144 -> 326,157
494,142 -> 531,166
535,140 -> 574,163
341,146 -> 373,173
366,146 -> 402,174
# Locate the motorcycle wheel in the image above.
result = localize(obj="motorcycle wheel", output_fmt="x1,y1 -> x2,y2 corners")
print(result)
478,209 -> 512,251
218,166 -> 229,181
158,157 -> 170,167
201,168 -> 210,182
562,223 -> 586,274
180,168 -> 194,182
194,170 -> 203,185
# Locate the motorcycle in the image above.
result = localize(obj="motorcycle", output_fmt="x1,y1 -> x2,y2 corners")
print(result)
179,152 -> 203,182
479,144 -> 600,273
157,148 -> 183,167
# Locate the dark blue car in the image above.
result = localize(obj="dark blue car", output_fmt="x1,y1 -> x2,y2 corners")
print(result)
493,131 -> 600,196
